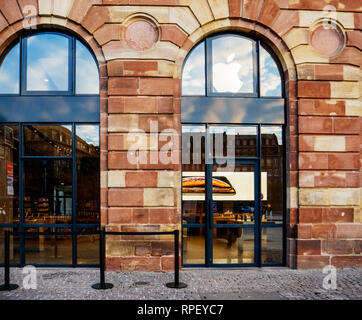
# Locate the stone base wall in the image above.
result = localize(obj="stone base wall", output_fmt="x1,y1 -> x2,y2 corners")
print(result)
0,0 -> 360,270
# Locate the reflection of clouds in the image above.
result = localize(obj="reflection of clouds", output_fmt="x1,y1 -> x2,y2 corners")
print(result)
27,34 -> 69,91
182,42 -> 205,95
76,125 -> 99,146
261,126 -> 283,145
0,43 -> 20,94
260,46 -> 281,96
76,41 -> 99,94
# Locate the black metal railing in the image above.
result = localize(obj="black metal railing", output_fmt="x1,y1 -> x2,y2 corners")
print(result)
0,228 -> 187,291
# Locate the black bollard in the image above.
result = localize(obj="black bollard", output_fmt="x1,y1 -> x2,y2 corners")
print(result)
0,230 -> 19,291
92,227 -> 113,290
166,229 -> 187,289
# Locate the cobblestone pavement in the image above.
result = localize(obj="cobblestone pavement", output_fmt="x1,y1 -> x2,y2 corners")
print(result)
0,267 -> 361,300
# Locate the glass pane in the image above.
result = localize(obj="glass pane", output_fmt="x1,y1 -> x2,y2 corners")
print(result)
0,42 -> 20,94
76,40 -> 99,94
0,227 -> 20,265
211,35 -> 255,94
261,126 -> 283,225
76,125 -> 100,224
213,227 -> 254,264
260,45 -> 282,97
182,125 -> 206,225
0,125 -> 19,224
24,125 -> 72,156
26,33 -> 69,91
77,227 -> 99,264
262,226 -> 283,264
25,227 -> 72,264
182,41 -> 205,96
24,159 -> 72,225
182,227 -> 205,264
209,125 -> 257,158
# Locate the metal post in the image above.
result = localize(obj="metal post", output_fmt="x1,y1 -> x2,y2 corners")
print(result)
166,229 -> 187,289
0,230 -> 19,291
92,227 -> 113,290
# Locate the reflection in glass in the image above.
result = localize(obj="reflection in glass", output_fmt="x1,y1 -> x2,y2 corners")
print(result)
0,126 -> 19,225
182,41 -> 205,96
0,42 -> 20,94
182,227 -> 205,264
213,228 -> 254,264
25,228 -> 72,264
0,227 -> 20,265
260,46 -> 282,97
262,227 -> 283,264
209,126 -> 257,158
26,33 -> 69,91
77,227 -> 99,264
182,125 -> 206,225
23,159 -> 72,225
211,36 -> 254,94
24,125 -> 72,156
76,40 -> 99,94
261,126 -> 283,225
76,125 -> 100,224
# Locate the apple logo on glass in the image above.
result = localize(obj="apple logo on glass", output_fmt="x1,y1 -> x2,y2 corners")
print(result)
213,53 -> 243,93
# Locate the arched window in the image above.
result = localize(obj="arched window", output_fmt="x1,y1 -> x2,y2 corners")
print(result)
0,31 -> 100,267
181,33 -> 285,268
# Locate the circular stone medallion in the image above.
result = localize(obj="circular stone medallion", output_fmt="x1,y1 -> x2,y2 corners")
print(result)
125,20 -> 159,51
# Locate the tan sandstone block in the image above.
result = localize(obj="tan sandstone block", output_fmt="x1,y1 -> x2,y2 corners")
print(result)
39,0 -> 53,16
345,100 -> 362,116
314,136 -> 345,152
101,171 -> 108,188
169,7 -> 200,34
207,0 -> 229,20
144,188 -> 174,206
290,187 -> 298,208
291,45 -> 329,64
330,82 -> 360,99
299,189 -> 329,206
180,0 -> 214,25
343,65 -> 360,81
328,188 -> 360,206
283,28 -> 309,50
158,171 -> 175,188
298,10 -> 354,29
53,0 -> 74,18
108,170 -> 125,188
108,114 -> 139,132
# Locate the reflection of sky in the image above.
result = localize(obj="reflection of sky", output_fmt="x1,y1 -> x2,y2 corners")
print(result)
209,126 -> 257,136
261,126 -> 283,145
212,36 -> 254,94
260,46 -> 282,97
76,125 -> 99,146
182,125 -> 205,133
76,40 -> 99,94
182,42 -> 205,96
62,125 -> 72,132
27,34 -> 69,91
0,43 -> 20,94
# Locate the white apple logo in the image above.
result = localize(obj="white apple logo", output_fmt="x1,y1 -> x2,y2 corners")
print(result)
213,53 -> 243,93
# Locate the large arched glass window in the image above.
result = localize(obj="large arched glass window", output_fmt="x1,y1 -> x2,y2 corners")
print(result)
0,31 -> 100,267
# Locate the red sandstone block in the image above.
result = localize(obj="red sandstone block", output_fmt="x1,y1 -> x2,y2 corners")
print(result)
322,240 -> 354,255
289,208 -> 298,225
81,6 -> 109,34
151,241 -> 174,256
108,208 -> 133,224
297,255 -> 330,269
299,208 -> 323,224
328,153 -> 359,170
124,96 -> 158,113
354,240 -> 362,254
108,152 -> 138,169
345,136 -> 360,152
106,257 -> 121,271
299,153 -> 328,170
229,0 -> 242,17
299,117 -> 333,134
258,0 -> 280,26
0,0 -> 22,24
315,65 -> 343,81
311,224 -> 337,239
108,188 -> 144,207
297,224 -> 312,239
299,135 -> 314,151
334,118 -> 360,134
157,97 -> 173,113
94,24 -> 120,46
336,224 -> 362,239
149,208 -> 176,224
355,12 -> 362,30
242,0 -> 264,20
161,256 -> 175,271
108,134 -> 124,151
139,78 -> 175,96
314,172 -> 352,188
123,61 -> 158,75
138,114 -> 175,132
347,30 -> 362,50
271,10 -> 299,36
331,256 -> 362,269
132,208 -> 150,224
119,257 -> 161,271
297,240 -> 321,255
0,12 -> 8,32
161,25 -> 188,47
298,81 -> 331,98
330,47 -> 362,66
107,60 -> 124,77
125,171 -> 158,187
135,244 -> 151,256
298,100 -> 314,116
68,0 -> 94,23
108,77 -> 139,95
108,96 -> 124,113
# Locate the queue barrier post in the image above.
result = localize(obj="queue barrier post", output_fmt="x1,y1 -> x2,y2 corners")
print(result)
166,229 -> 187,289
0,230 -> 19,291
92,227 -> 113,290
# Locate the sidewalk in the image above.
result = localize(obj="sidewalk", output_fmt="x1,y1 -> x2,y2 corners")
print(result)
0,267 -> 361,300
